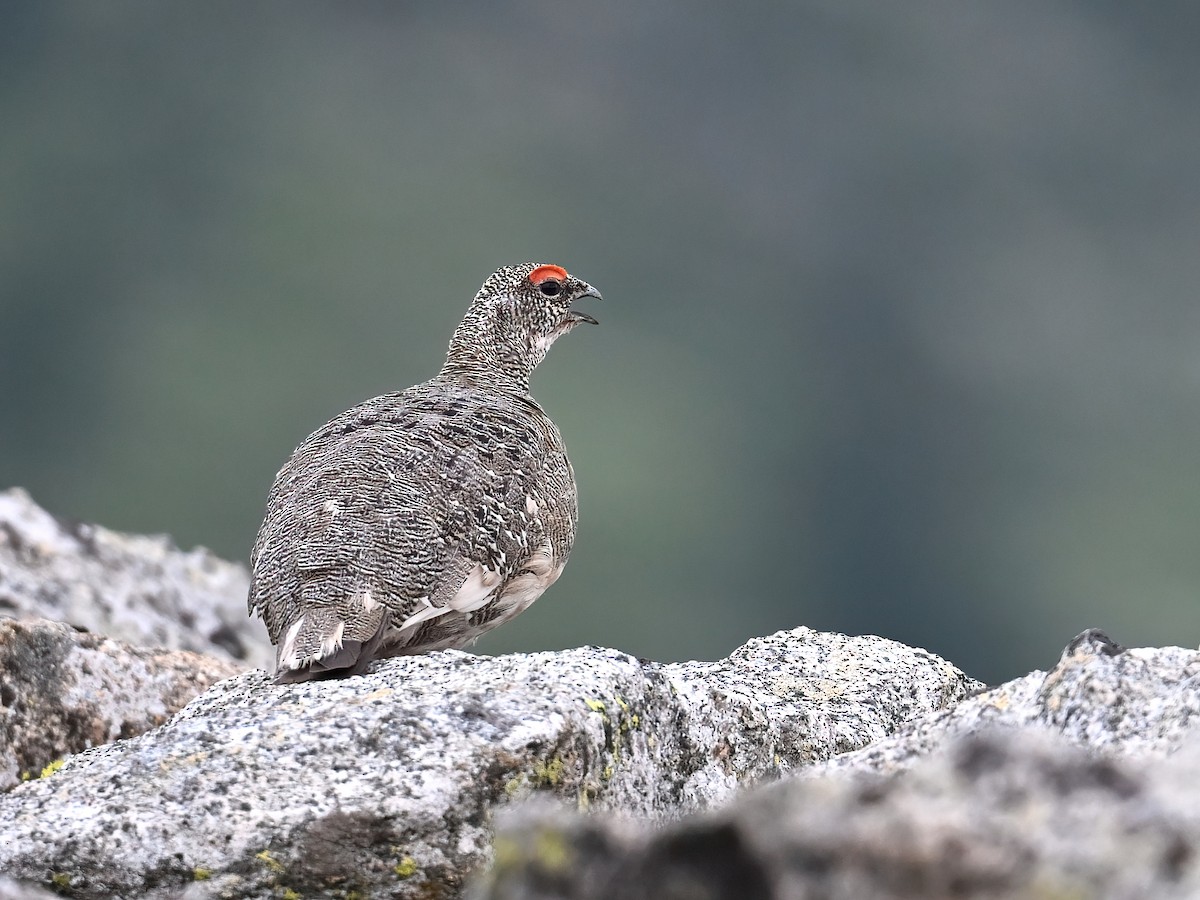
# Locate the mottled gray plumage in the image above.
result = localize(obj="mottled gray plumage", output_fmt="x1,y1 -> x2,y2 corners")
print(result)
248,262 -> 600,682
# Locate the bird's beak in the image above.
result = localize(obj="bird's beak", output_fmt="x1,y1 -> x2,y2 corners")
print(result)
568,283 -> 602,326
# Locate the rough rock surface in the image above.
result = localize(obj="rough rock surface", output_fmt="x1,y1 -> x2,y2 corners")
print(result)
0,487 -> 268,667
6,493 -> 1195,900
479,631 -> 1200,900
0,618 -> 241,791
482,728 -> 1200,900
810,627 -> 1200,778
0,877 -> 55,900
0,628 -> 974,899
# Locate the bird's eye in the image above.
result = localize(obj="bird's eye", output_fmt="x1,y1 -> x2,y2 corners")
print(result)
538,279 -> 563,297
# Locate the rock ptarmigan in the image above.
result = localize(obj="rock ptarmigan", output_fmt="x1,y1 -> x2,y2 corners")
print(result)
248,263 -> 599,682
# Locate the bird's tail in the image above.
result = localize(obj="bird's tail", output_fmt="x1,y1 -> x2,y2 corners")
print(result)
273,607 -> 389,683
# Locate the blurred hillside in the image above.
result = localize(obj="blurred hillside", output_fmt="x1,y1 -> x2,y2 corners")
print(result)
3,2 -> 1199,683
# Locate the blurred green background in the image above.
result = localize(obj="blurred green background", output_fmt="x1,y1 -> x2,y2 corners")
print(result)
3,3 -> 1199,684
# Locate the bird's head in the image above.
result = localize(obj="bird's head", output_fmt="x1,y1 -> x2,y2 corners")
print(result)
442,262 -> 601,390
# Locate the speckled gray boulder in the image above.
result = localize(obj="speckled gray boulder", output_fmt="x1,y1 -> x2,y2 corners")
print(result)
810,628 -> 1200,778
0,618 -> 241,791
481,727 -> 1200,900
0,487 -> 268,668
478,631 -> 1200,900
0,628 -> 974,899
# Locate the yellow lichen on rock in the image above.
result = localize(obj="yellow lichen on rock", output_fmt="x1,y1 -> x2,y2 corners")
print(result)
394,856 -> 418,878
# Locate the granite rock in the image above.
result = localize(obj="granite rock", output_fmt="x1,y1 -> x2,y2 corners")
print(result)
7,492 -> 1192,900
478,631 -> 1200,900
0,617 -> 241,791
481,727 -> 1200,900
809,627 -> 1200,778
0,488 -> 267,667
0,628 -> 974,899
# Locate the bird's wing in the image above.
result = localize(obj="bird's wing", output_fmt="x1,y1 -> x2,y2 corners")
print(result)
248,389 -> 570,681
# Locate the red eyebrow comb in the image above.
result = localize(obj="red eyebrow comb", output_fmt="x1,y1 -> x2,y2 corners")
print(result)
528,264 -> 568,284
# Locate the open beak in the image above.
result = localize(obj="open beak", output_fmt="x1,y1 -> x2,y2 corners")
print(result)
568,283 -> 602,325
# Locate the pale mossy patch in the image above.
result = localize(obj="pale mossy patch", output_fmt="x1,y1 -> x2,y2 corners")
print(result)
394,856 -> 418,878
492,827 -> 572,875
255,848 -> 285,873
492,834 -> 522,871
504,754 -> 568,798
577,784 -> 600,810
578,691 -> 648,797
20,758 -> 67,782
534,828 -> 571,872
532,756 -> 565,787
